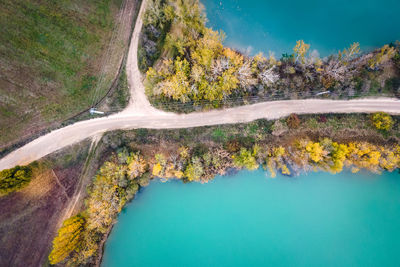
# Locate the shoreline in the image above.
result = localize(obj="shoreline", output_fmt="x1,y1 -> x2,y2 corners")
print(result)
98,167 -> 400,266
89,117 -> 400,266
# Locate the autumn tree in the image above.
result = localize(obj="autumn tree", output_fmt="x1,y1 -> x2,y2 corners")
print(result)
338,42 -> 360,63
86,161 -> 139,234
48,214 -> 86,265
71,148 -> 149,265
305,141 -> 326,163
184,156 -> 204,181
191,28 -> 224,69
330,142 -> 349,173
233,148 -> 258,170
370,112 -> 394,131
368,45 -> 396,69
266,146 -> 290,178
293,40 -> 310,64
127,153 -> 147,179
159,57 -> 191,102
152,154 -> 167,177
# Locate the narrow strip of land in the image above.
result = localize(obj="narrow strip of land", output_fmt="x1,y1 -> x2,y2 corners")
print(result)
0,0 -> 399,171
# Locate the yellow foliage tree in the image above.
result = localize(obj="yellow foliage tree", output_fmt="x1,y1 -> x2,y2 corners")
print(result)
265,146 -> 289,178
222,48 -> 244,69
184,156 -> 204,181
191,28 -> 223,69
152,154 -> 166,177
293,40 -> 310,64
152,163 -> 162,177
368,45 -> 396,69
127,153 -> 147,179
339,42 -> 360,63
48,215 -> 86,265
179,146 -> 189,159
330,143 -> 349,173
305,141 -> 325,163
160,58 -> 191,102
370,112 -> 394,131
233,148 -> 259,170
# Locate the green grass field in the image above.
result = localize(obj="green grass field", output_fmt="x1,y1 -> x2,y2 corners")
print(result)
0,0 -> 125,149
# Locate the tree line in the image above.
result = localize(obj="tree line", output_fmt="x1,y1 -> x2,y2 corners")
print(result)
48,113 -> 399,265
140,0 -> 400,112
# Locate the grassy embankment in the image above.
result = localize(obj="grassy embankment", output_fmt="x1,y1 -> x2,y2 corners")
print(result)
139,0 -> 400,112
0,0 -> 134,152
45,112 -> 400,266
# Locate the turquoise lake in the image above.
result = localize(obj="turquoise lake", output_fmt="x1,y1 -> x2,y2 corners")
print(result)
202,0 -> 400,56
103,170 -> 400,267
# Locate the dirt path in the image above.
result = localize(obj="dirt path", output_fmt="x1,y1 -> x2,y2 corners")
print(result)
61,134 -> 101,221
124,0 -> 162,115
0,0 -> 399,171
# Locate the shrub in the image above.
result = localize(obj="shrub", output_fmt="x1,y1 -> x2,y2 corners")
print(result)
0,165 -> 32,195
370,112 -> 394,131
318,115 -> 327,123
192,144 -> 209,157
286,113 -> 301,129
271,120 -> 288,136
233,148 -> 259,170
212,128 -> 226,142
225,140 -> 241,153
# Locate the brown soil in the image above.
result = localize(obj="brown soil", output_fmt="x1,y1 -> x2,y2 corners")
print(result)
0,166 -> 83,267
0,136 -> 95,267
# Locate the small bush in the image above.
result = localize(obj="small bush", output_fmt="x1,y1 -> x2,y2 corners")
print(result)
192,144 -> 209,157
370,112 -> 394,131
286,113 -> 301,129
225,139 -> 241,153
211,128 -> 226,143
0,165 -> 32,195
318,115 -> 327,123
271,120 -> 289,136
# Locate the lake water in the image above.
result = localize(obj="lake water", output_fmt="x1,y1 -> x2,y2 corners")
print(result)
103,170 -> 400,267
202,0 -> 400,57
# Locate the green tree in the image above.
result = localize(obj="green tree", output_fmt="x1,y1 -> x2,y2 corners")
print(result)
0,165 -> 32,195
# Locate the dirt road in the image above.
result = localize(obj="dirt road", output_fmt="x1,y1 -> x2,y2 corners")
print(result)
0,0 -> 399,171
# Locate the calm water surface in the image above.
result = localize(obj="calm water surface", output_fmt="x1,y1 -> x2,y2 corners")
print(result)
202,0 -> 400,56
103,170 -> 400,267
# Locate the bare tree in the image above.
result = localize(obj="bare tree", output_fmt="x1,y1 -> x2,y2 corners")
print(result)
237,62 -> 257,90
259,66 -> 279,85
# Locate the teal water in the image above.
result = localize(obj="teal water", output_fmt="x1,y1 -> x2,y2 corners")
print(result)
103,170 -> 400,267
202,0 -> 400,56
